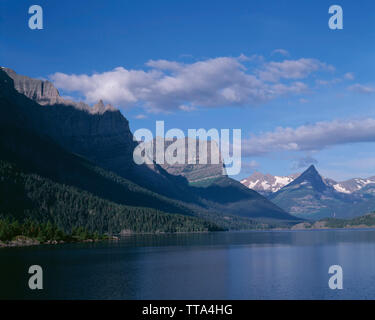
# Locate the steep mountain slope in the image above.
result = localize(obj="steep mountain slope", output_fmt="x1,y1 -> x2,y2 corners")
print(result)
148,136 -> 297,221
0,160 -> 220,233
1,67 -> 193,202
156,137 -> 226,183
0,70 -> 205,219
270,165 -> 337,218
0,69 -> 258,230
286,165 -> 327,192
192,175 -> 299,220
0,67 -> 298,225
241,172 -> 299,196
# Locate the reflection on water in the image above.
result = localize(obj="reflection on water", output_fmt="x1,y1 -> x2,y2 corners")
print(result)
1,229 -> 375,299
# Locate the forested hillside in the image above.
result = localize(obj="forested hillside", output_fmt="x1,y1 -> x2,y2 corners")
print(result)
0,161 -> 222,234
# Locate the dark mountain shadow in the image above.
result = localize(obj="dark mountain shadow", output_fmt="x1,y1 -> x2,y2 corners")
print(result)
0,68 -> 298,222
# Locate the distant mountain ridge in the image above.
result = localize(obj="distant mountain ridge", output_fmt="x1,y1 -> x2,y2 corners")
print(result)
241,172 -> 299,196
268,165 -> 353,218
241,166 -> 375,196
262,165 -> 375,219
331,177 -> 375,194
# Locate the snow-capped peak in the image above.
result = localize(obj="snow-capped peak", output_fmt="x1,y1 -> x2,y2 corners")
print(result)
241,171 -> 299,196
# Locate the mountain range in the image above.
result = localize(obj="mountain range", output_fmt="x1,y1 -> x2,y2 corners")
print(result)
241,172 -> 300,196
241,165 -> 375,219
0,67 -> 300,234
3,66 -> 374,228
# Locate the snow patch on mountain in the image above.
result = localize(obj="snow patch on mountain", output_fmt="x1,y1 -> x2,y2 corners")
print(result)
241,172 -> 299,196
332,184 -> 351,194
241,169 -> 375,196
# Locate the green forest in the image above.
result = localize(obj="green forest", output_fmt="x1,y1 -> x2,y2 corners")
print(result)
0,160 -> 223,242
322,213 -> 375,228
0,218 -> 107,242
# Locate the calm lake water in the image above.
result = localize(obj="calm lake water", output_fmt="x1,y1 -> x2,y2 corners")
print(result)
1,229 -> 375,300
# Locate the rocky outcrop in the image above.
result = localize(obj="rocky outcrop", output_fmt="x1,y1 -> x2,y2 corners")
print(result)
150,137 -> 226,183
1,67 -> 117,115
2,67 -> 63,106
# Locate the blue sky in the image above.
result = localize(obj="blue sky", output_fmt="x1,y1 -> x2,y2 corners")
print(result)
2,0 -> 375,181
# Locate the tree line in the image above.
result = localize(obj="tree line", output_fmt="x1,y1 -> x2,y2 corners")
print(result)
0,160 -> 222,238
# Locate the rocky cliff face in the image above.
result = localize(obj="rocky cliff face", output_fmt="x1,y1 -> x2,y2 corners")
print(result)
2,67 -> 192,200
4,67 -> 226,186
2,67 -> 64,106
3,67 -> 136,172
2,67 -> 115,114
149,137 -> 226,183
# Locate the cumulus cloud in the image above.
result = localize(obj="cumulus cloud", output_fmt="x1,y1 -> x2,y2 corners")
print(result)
243,118 -> 375,156
344,72 -> 355,80
50,55 -> 332,113
178,104 -> 196,112
348,84 -> 375,94
257,58 -> 334,82
292,155 -> 318,170
146,59 -> 182,71
271,49 -> 290,57
316,72 -> 354,87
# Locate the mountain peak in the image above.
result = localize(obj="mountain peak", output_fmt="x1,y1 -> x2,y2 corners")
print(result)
305,164 -> 318,173
2,67 -> 118,115
93,99 -> 105,112
2,67 -> 63,106
92,100 -> 118,114
302,164 -> 319,175
248,171 -> 266,179
289,164 -> 327,192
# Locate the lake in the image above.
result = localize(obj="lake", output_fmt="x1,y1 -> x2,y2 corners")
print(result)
1,229 -> 375,299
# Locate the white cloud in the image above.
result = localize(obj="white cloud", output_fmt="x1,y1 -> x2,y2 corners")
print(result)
146,59 -> 182,71
257,58 -> 334,82
316,78 -> 340,86
344,72 -> 355,80
292,155 -> 318,170
178,105 -> 196,112
348,84 -> 375,94
243,118 -> 375,156
135,114 -> 147,119
299,98 -> 309,104
316,72 -> 354,87
271,49 -> 290,57
50,55 -> 332,113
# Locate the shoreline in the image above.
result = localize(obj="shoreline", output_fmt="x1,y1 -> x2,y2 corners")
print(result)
0,235 -> 119,249
4,226 -> 375,248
